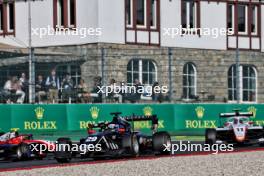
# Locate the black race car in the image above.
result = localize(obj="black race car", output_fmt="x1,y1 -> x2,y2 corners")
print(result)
54,112 -> 171,163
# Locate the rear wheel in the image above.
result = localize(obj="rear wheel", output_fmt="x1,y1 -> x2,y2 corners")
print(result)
54,138 -> 72,163
205,129 -> 217,145
153,132 -> 171,154
122,134 -> 139,156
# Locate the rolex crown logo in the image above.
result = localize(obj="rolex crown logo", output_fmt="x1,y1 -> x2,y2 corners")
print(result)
195,106 -> 205,119
143,106 -> 153,116
90,106 -> 100,119
35,107 -> 45,120
247,106 -> 257,118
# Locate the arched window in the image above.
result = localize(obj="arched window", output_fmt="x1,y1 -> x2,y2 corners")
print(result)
127,59 -> 157,85
183,63 -> 197,99
228,65 -> 257,102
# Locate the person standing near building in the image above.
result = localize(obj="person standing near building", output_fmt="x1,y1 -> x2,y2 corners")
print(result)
36,75 -> 47,103
61,73 -> 74,102
46,69 -> 60,103
19,72 -> 29,102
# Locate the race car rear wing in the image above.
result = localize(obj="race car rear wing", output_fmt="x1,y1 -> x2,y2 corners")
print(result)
87,113 -> 159,133
219,112 -> 253,118
121,114 -> 159,133
121,114 -> 158,125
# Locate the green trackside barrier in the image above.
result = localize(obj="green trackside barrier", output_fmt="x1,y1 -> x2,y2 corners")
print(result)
0,104 -> 262,139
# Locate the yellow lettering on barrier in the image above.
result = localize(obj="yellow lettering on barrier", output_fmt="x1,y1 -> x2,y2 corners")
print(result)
255,121 -> 264,126
133,120 -> 165,129
80,121 -> 87,129
185,120 -> 192,128
185,120 -> 217,129
24,122 -> 31,130
24,121 -> 57,130
79,121 -> 97,129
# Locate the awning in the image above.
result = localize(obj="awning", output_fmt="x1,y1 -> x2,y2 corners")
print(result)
0,43 -> 77,59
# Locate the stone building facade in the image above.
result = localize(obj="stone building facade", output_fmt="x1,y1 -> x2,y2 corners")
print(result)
2,43 -> 262,103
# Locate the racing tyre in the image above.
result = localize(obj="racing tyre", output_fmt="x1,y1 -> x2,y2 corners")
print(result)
122,134 -> 139,156
54,138 -> 72,163
259,130 -> 264,147
16,143 -> 30,160
153,132 -> 171,154
205,129 -> 217,145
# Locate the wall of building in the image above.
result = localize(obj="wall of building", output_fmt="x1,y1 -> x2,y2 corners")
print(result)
0,0 -> 263,52
98,0 -> 125,44
161,1 -> 227,50
262,4 -> 264,52
81,43 -> 264,103
0,0 -> 125,47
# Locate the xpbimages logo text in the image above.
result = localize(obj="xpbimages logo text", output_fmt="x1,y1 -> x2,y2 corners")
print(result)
163,26 -> 234,39
163,141 -> 234,155
97,83 -> 169,97
32,25 -> 102,39
30,141 -> 102,155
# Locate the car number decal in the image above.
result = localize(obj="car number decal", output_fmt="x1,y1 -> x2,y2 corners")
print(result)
86,137 -> 97,142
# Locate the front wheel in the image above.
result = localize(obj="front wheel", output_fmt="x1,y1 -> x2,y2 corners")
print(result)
153,131 -> 171,154
16,143 -> 30,160
54,138 -> 72,163
205,129 -> 217,145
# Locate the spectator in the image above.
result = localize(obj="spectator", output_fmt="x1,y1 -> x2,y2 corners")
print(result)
152,82 -> 163,103
19,72 -> 29,102
35,75 -> 47,103
152,82 -> 159,101
134,79 -> 142,101
124,79 -> 142,103
3,77 -> 12,103
143,81 -> 151,97
108,79 -> 116,98
91,76 -> 102,103
15,78 -> 26,104
19,73 -> 28,91
62,73 -> 73,90
4,76 -> 25,104
107,79 -> 122,103
46,69 -> 60,103
77,79 -> 90,103
61,73 -> 74,102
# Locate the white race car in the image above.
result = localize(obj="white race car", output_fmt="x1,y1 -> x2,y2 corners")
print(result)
205,110 -> 264,145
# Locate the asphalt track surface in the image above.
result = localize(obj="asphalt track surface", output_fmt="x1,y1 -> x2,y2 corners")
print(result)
0,141 -> 263,172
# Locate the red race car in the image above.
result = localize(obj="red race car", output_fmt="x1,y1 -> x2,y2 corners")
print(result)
0,131 -> 55,161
